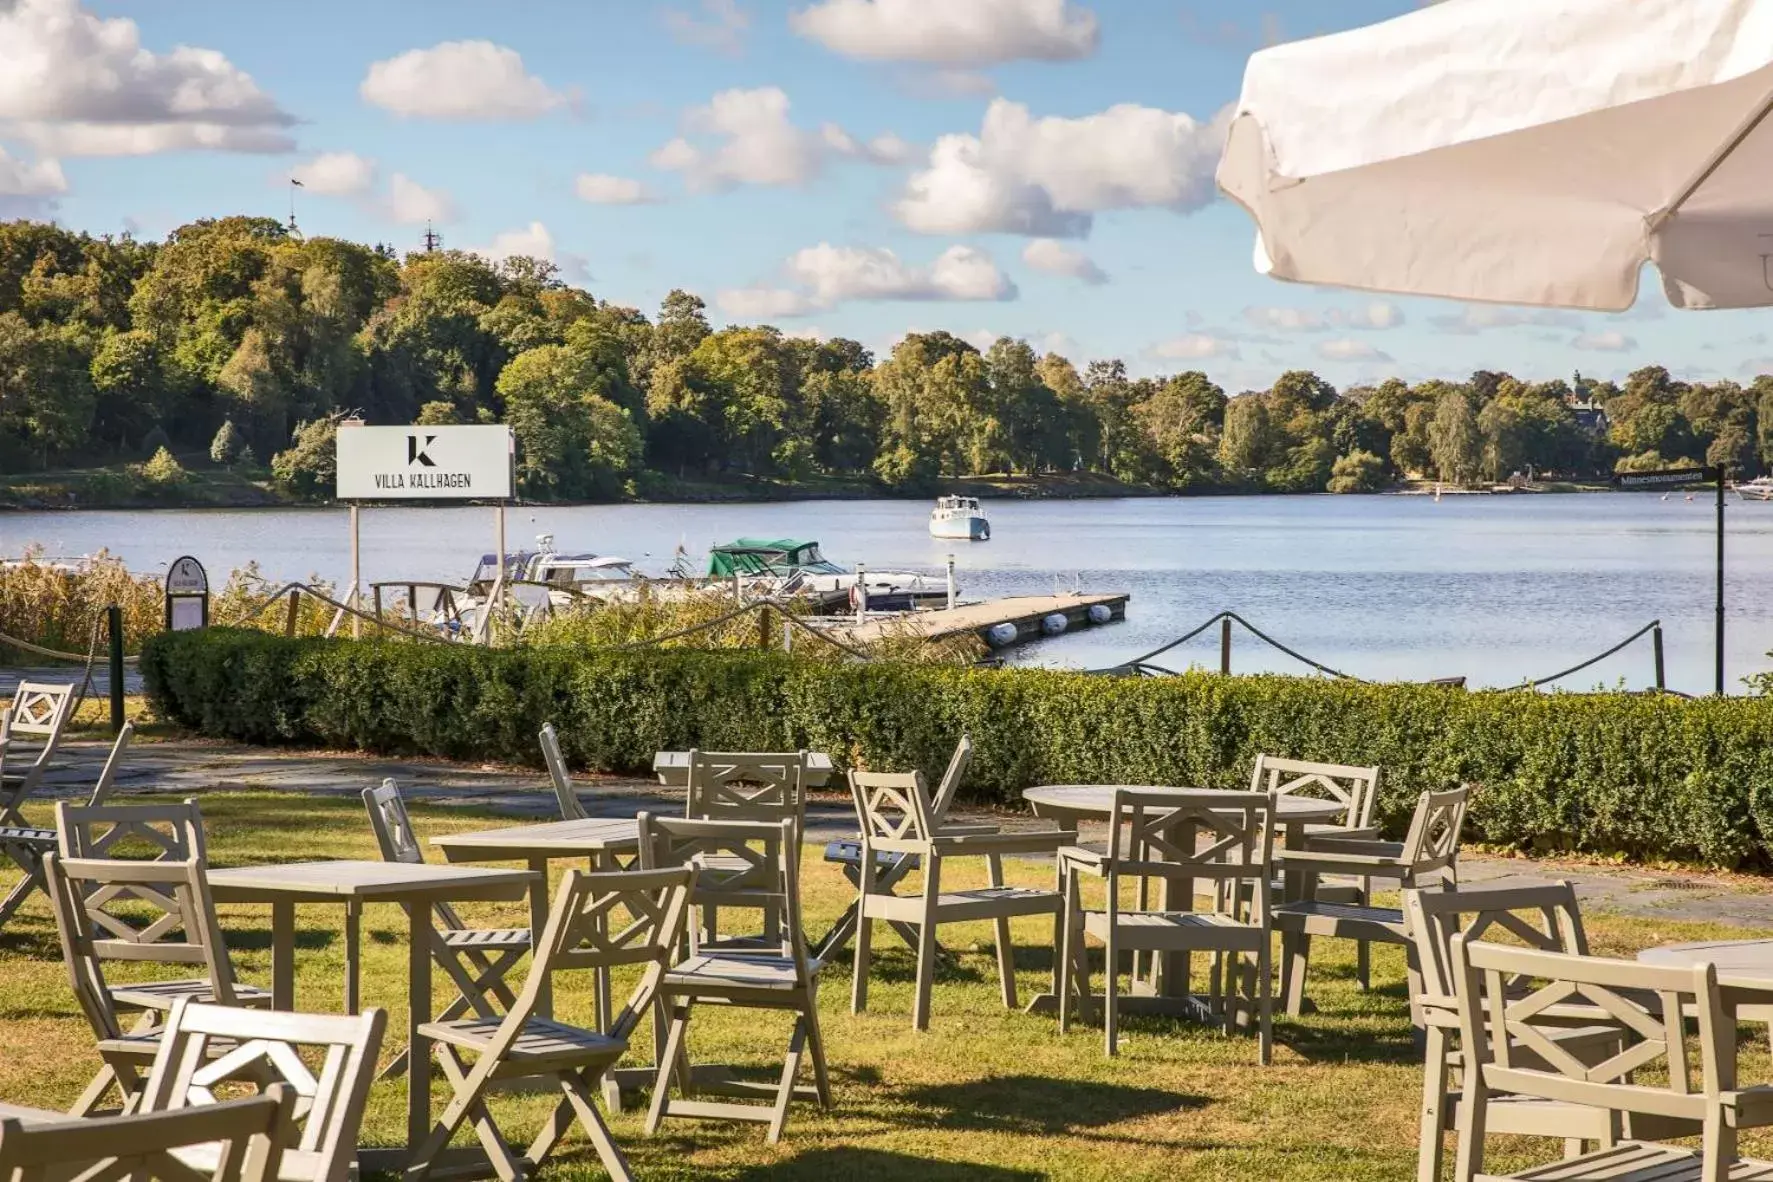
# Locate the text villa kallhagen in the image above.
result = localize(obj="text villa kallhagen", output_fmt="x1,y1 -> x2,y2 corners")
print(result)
372,471 -> 474,490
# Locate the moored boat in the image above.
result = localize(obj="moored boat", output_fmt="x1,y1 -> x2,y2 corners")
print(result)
929,495 -> 990,541
705,538 -> 950,613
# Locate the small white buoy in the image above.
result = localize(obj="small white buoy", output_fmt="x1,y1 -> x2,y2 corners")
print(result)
1042,613 -> 1069,636
1087,603 -> 1112,625
986,622 -> 1019,647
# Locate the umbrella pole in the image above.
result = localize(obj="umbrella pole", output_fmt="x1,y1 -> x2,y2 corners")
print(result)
1716,465 -> 1726,696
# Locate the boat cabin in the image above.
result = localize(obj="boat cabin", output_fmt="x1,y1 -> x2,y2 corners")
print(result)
706,539 -> 846,578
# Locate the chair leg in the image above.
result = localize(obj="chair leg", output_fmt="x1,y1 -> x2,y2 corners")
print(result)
1103,929 -> 1119,1058
913,859 -> 942,1032
1280,929 -> 1312,1017
803,995 -> 832,1109
646,1003 -> 691,1135
561,1070 -> 637,1182
986,853 -> 1017,1010
1255,944 -> 1273,1067
1057,883 -> 1076,1035
768,1017 -> 809,1144
851,856 -> 874,1015
1416,1026 -> 1449,1182
0,850 -> 44,926
405,1049 -> 481,1182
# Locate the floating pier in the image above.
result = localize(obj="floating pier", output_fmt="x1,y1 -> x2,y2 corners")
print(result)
837,592 -> 1129,650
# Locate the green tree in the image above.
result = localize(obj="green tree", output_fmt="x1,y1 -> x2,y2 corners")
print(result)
1219,394 -> 1278,474
209,420 -> 244,466
1429,390 -> 1481,484
1328,449 -> 1388,493
415,400 -> 459,425
270,416 -> 338,500
497,344 -> 642,500
141,445 -> 187,487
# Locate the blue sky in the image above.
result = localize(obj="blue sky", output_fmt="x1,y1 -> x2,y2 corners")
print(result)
4,0 -> 1768,391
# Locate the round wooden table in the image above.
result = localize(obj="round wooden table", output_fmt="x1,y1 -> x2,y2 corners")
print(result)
1638,939 -> 1773,1033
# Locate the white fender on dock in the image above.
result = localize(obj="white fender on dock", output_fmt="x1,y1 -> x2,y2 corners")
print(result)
1087,603 -> 1113,625
986,622 -> 1019,647
1041,613 -> 1069,636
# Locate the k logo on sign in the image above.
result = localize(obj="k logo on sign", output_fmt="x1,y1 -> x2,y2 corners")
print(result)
407,434 -> 437,467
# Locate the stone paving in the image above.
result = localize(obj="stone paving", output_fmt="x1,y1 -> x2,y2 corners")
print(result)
23,734 -> 1773,931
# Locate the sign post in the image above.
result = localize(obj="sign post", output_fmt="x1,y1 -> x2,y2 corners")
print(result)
1613,466 -> 1725,693
163,555 -> 209,632
335,423 -> 515,643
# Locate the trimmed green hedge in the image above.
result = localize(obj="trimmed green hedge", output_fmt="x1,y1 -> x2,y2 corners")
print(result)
142,628 -> 1773,868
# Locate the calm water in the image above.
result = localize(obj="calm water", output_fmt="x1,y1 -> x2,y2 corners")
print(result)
3,493 -> 1767,695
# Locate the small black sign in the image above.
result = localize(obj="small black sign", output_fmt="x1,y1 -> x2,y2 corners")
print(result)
1614,467 -> 1711,489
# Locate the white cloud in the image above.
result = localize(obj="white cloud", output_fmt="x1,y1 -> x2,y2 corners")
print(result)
0,145 -> 67,197
895,98 -> 1229,237
0,0 -> 293,156
1152,334 -> 1239,360
474,221 -> 590,283
1021,238 -> 1106,284
716,286 -> 817,319
1244,301 -> 1403,332
361,42 -> 571,120
386,173 -> 458,224
722,242 -> 1017,316
664,0 -> 751,55
650,87 -> 907,191
1573,329 -> 1635,352
1318,338 -> 1392,362
574,173 -> 657,205
899,69 -> 999,99
790,0 -> 1099,65
291,152 -> 376,197
1429,304 -> 1583,333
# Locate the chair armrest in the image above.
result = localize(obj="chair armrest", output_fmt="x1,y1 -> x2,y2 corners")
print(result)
1274,847 -> 1409,877
1057,845 -> 1110,876
934,821 -> 1001,837
930,829 -> 1077,857
1726,1086 -> 1773,1128
1302,825 -> 1382,845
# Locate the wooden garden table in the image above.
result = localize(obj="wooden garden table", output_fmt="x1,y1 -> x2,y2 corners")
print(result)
206,859 -> 536,1173
1022,785 -> 1344,1014
1638,939 -> 1773,1035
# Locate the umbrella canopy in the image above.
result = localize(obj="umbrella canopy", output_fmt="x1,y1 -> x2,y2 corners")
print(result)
1216,0 -> 1773,311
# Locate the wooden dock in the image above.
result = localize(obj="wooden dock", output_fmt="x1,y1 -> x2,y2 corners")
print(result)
835,592 -> 1129,650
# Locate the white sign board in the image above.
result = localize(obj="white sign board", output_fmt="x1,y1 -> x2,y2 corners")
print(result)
165,555 -> 208,595
335,424 -> 513,500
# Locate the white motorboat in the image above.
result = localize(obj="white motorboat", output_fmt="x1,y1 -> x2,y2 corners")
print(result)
929,495 -> 990,541
442,535 -> 653,633
1735,476 -> 1773,501
705,538 -> 951,612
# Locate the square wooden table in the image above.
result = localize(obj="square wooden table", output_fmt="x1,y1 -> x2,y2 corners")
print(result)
206,859 -> 537,1172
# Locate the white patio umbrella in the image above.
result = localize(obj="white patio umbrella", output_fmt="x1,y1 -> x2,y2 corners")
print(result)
1216,0 -> 1773,311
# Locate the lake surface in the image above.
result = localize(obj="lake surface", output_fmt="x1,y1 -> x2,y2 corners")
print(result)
3,493 -> 1767,695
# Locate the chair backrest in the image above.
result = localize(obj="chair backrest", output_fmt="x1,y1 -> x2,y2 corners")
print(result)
43,852 -> 243,1044
57,799 -> 207,863
361,780 -> 424,867
141,998 -> 386,1182
1452,936 -> 1730,1159
927,735 -> 974,824
1248,754 -> 1381,831
510,865 -> 692,1044
6,681 -> 74,746
84,722 -> 136,809
1402,881 -> 1587,1029
539,724 -> 586,821
848,770 -> 937,848
1398,785 -> 1471,880
1106,790 -> 1275,924
0,1086 -> 295,1182
638,814 -> 807,967
685,750 -> 808,832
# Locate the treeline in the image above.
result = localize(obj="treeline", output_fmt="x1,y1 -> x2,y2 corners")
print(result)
2,214 -> 1769,500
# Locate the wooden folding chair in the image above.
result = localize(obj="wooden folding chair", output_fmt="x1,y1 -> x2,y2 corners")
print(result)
405,865 -> 692,1182
140,997 -> 386,1182
539,725 -> 586,821
42,850 -> 272,1117
362,780 -> 530,1076
1059,790 -> 1276,1061
1448,937 -> 1773,1181
0,721 -> 133,927
0,1085 -> 297,1182
0,682 -> 75,821
1272,785 -> 1470,1017
639,815 -> 828,1143
817,735 -> 996,960
849,769 -> 1074,1031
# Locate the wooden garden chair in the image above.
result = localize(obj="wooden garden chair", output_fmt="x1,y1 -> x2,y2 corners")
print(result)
848,769 -> 1075,1031
539,725 -> 586,821
0,682 -> 75,821
1401,881 -> 1694,1182
42,850 -> 272,1117
683,750 -> 809,945
0,721 -> 133,928
362,780 -> 531,1076
1058,790 -> 1277,1062
817,735 -> 997,960
638,815 -> 829,1143
0,1085 -> 297,1182
405,865 -> 692,1182
1271,785 -> 1470,1017
57,794 -> 205,864
1448,935 -> 1773,1181
138,997 -> 385,1182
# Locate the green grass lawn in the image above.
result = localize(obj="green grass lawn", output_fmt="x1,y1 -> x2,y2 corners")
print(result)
2,790 -> 1770,1181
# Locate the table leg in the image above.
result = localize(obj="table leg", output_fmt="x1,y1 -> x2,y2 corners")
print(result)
1281,820 -> 1308,903
407,901 -> 432,1158
591,852 -> 612,1033
1154,817 -> 1198,998
529,856 -> 554,1022
271,900 -> 296,1011
343,899 -> 361,1015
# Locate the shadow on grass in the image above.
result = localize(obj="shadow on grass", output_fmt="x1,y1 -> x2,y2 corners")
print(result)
729,1147 -> 1044,1180
218,927 -> 338,953
1273,1016 -> 1420,1064
900,1073 -> 1204,1137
